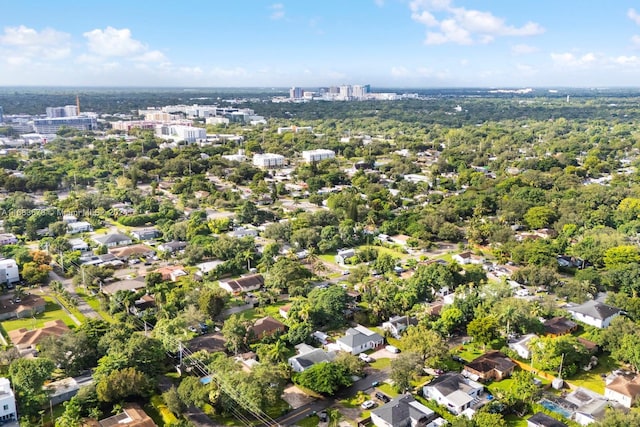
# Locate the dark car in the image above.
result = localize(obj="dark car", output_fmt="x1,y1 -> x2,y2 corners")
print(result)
318,411 -> 328,422
375,391 -> 391,403
452,355 -> 465,363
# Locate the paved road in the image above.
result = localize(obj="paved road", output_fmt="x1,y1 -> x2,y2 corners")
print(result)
49,269 -> 101,320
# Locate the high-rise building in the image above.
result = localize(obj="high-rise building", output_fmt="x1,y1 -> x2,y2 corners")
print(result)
339,85 -> 352,100
289,87 -> 304,99
46,105 -> 78,118
33,117 -> 97,133
0,106 -> 3,124
352,84 -> 371,99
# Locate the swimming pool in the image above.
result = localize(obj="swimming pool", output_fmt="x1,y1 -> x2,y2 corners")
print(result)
539,399 -> 572,419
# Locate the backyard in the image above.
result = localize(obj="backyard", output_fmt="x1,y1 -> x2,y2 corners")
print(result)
1,297 -> 77,332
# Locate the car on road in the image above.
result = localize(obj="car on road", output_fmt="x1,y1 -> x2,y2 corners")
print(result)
375,391 -> 391,403
385,345 -> 400,353
318,411 -> 328,422
359,353 -> 374,363
371,381 -> 380,387
361,400 -> 376,409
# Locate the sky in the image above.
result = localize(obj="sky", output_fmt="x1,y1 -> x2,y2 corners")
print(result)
2,0 -> 640,88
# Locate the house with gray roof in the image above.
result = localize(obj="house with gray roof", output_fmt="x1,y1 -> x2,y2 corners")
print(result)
527,412 -> 568,427
93,233 -> 132,248
288,343 -> 336,373
336,324 -> 384,355
423,373 -> 484,415
566,300 -> 621,328
371,394 -> 442,427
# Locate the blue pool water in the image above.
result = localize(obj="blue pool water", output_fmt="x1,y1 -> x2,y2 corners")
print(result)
539,399 -> 572,418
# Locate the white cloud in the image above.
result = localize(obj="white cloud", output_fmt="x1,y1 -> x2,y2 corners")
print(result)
628,8 -> 640,25
611,55 -> 640,67
0,25 -> 71,60
409,0 -> 544,45
391,66 -> 410,77
550,52 -> 597,68
512,43 -> 538,55
269,3 -> 285,20
210,67 -> 248,78
83,27 -> 146,57
134,50 -> 166,63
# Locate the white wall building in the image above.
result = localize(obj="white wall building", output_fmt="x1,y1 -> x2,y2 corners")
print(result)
0,259 -> 19,285
0,378 -> 17,423
253,153 -> 285,168
302,149 -> 335,163
155,124 -> 206,143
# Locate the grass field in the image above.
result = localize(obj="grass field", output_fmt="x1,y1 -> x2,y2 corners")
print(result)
1,298 -> 77,332
76,290 -> 115,322
370,357 -> 392,370
237,301 -> 290,322
357,244 -> 409,260
568,354 -> 618,394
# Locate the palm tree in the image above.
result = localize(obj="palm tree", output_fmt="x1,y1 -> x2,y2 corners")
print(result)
267,340 -> 288,363
242,249 -> 254,271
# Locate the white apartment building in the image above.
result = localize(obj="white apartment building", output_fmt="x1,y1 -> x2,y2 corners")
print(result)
155,124 -> 206,143
302,149 -> 335,163
0,378 -> 17,423
0,259 -> 19,285
253,153 -> 285,168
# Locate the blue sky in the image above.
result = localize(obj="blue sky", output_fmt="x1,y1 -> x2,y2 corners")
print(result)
2,0 -> 640,87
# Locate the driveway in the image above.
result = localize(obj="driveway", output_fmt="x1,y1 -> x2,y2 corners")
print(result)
370,348 -> 400,360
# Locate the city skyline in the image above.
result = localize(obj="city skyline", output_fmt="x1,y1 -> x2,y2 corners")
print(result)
2,1 -> 640,87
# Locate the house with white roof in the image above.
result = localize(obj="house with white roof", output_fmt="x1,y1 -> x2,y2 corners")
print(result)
0,259 -> 19,285
566,300 -> 621,328
336,324 -> 384,355
67,221 -> 93,234
423,373 -> 484,415
508,334 -> 538,359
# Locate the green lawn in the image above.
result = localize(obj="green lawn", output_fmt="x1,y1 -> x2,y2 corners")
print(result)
568,354 -> 619,394
357,244 -> 409,260
146,395 -> 179,426
237,301 -> 290,322
2,298 -> 77,332
295,415 -> 321,427
340,390 -> 368,408
377,382 -> 399,398
370,357 -> 392,370
505,414 -> 529,427
76,291 -> 115,322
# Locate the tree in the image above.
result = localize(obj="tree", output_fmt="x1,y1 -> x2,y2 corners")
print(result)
162,386 -> 184,415
294,362 -> 352,395
55,396 -> 83,427
39,331 -> 96,376
592,410 -> 640,426
198,287 -> 227,319
472,411 -> 507,427
21,261 -> 51,286
9,358 -> 55,417
524,206 -> 558,229
307,286 -> 349,329
221,314 -> 248,354
401,325 -> 447,367
530,335 -> 590,376
265,257 -> 312,296
390,352 -> 423,393
96,367 -> 151,402
177,376 -> 210,408
603,245 -> 640,269
334,352 -> 365,377
467,315 -> 500,350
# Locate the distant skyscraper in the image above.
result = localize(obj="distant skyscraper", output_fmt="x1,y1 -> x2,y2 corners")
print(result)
339,85 -> 352,100
352,84 -> 371,99
46,105 -> 78,118
289,87 -> 303,99
0,106 -> 3,124
329,86 -> 340,94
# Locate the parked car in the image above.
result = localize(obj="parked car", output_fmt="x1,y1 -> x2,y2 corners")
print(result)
385,345 -> 400,354
371,381 -> 380,387
318,411 -> 328,422
361,400 -> 376,409
375,392 -> 391,403
359,353 -> 374,363
452,355 -> 465,363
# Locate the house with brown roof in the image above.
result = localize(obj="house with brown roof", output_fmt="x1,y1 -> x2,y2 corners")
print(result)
154,265 -> 187,282
604,372 -> 640,408
0,294 -> 46,321
94,403 -> 156,427
109,244 -> 155,260
543,316 -> 578,337
248,316 -> 286,341
219,273 -> 264,294
8,319 -> 70,350
463,351 -> 516,382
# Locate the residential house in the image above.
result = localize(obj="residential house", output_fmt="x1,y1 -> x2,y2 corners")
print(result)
195,260 -> 224,275
62,214 -> 77,224
0,259 -> 19,285
388,234 -> 411,247
423,373 -> 484,415
288,343 -> 336,373
453,251 -> 484,265
248,316 -> 286,341
527,412 -> 568,427
0,378 -> 17,423
0,294 -> 46,321
131,228 -> 161,241
68,238 -> 89,252
101,278 -> 146,295
336,324 -> 384,355
219,274 -> 264,294
158,241 -> 187,254
312,331 -> 330,345
93,233 -> 133,248
371,394 -> 441,427
228,227 -> 258,238
566,300 -> 621,329
382,315 -> 417,339
463,351 -> 516,382
67,221 -> 93,234
564,387 -> 612,426
0,233 -> 18,246
110,244 -> 155,260
335,248 -> 356,265
45,377 -> 81,405
131,294 -> 156,316
95,403 -> 156,427
604,372 -> 640,408
154,265 -> 187,282
8,319 -> 70,350
543,317 -> 578,337
508,334 -> 538,359
111,202 -> 135,215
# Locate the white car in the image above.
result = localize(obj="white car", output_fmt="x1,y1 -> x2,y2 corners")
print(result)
361,400 -> 376,409
385,345 -> 400,354
359,353 -> 374,363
